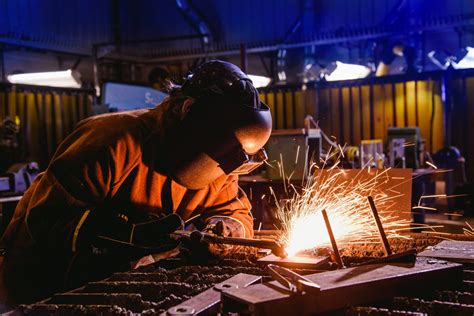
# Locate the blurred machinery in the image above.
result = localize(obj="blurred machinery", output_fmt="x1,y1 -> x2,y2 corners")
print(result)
265,128 -> 321,180
360,139 -> 384,169
0,162 -> 39,234
387,127 -> 423,169
0,162 -> 39,197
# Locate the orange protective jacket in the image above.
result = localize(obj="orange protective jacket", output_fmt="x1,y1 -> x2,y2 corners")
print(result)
0,105 -> 253,305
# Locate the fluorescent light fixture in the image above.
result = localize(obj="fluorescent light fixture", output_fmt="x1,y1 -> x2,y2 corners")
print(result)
7,69 -> 81,88
325,61 -> 371,81
452,46 -> 474,69
248,74 -> 271,88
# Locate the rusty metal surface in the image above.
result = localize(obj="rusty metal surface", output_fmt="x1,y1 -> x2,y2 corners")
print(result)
418,240 -> 474,264
166,273 -> 261,315
222,258 -> 463,315
257,253 -> 330,270
17,252 -> 267,315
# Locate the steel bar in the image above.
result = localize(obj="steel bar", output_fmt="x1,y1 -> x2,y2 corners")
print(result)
222,258 -> 463,315
367,196 -> 393,256
321,209 -> 344,268
418,240 -> 474,264
167,273 -> 261,315
266,264 -> 321,295
171,230 -> 287,258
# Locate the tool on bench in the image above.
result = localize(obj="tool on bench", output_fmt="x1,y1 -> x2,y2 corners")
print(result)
267,264 -> 321,295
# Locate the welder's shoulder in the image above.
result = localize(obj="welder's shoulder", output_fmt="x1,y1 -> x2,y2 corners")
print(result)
54,110 -> 151,162
77,110 -> 151,146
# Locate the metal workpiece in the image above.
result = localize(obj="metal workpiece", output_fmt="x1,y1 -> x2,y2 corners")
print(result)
367,196 -> 393,256
418,240 -> 474,264
321,209 -> 345,268
257,253 -> 330,270
266,264 -> 321,295
221,258 -> 463,315
167,273 -> 262,315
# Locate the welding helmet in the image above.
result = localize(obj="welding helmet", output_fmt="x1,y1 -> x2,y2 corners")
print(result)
165,60 -> 272,189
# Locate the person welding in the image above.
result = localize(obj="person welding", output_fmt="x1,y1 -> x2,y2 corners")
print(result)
0,60 -> 272,306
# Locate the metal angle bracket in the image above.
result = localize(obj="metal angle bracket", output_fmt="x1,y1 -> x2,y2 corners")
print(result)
167,273 -> 262,315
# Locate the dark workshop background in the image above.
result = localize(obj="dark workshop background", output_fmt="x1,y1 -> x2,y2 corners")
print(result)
0,0 -> 473,181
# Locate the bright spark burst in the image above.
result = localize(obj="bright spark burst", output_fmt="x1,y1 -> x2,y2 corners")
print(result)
275,146 -> 411,257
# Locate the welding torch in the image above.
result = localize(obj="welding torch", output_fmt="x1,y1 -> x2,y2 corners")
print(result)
170,230 -> 288,258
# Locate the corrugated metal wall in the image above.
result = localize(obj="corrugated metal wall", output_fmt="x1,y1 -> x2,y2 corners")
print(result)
260,78 -> 444,152
260,71 -> 474,180
0,85 -> 94,168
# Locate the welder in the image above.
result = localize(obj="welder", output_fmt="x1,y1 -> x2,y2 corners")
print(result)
0,60 -> 272,307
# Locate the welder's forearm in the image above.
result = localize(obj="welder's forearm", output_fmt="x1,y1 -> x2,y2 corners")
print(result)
74,212 -> 184,251
73,211 -> 136,251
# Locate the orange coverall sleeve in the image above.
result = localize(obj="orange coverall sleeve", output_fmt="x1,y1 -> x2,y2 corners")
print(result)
10,118 -> 141,252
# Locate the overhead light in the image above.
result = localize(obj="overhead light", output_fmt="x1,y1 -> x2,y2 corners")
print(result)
452,47 -> 474,69
248,74 -> 271,88
325,61 -> 371,81
277,71 -> 287,82
7,69 -> 81,88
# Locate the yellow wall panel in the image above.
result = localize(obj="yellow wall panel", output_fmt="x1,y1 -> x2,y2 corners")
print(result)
265,92 -> 276,128
276,91 -> 285,129
304,89 -> 317,121
53,94 -> 64,145
382,84 -> 394,132
360,85 -> 371,140
285,92 -> 294,128
17,92 -> 25,131
317,89 -> 330,133
406,81 -> 417,127
330,88 -> 340,140
416,81 -> 430,149
372,84 -> 384,140
432,82 -> 444,152
351,87 -> 361,145
294,91 -> 305,128
8,91 -> 17,119
341,87 -> 351,144
395,83 -> 405,127
26,93 -> 39,160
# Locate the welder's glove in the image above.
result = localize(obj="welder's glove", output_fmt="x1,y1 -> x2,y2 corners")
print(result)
130,213 -> 184,247
203,216 -> 246,257
85,212 -> 184,251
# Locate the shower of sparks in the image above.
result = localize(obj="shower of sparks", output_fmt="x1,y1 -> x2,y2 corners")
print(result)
275,146 -> 411,256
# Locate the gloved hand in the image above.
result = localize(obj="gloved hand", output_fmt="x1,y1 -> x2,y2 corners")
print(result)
131,213 -> 184,247
86,212 -> 184,251
203,216 -> 245,257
